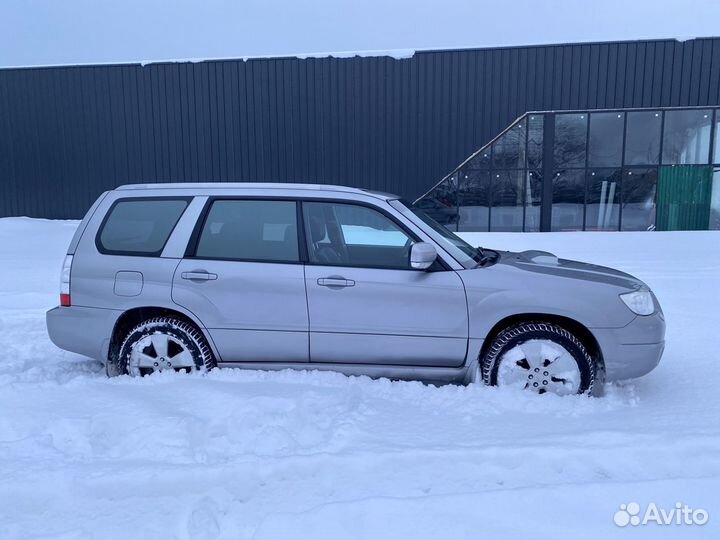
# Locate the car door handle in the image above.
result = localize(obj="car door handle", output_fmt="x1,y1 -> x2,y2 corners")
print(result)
181,270 -> 218,281
317,277 -> 355,288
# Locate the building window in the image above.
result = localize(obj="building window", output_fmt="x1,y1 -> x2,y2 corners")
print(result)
467,149 -> 491,170
622,168 -> 657,231
624,111 -> 662,165
524,170 -> 543,232
586,169 -> 621,231
414,175 -> 458,229
492,123 -> 526,170
551,169 -> 585,231
662,109 -> 712,165
458,169 -> 490,231
490,171 -> 524,232
554,113 -> 587,168
527,115 -> 544,170
589,112 -> 624,167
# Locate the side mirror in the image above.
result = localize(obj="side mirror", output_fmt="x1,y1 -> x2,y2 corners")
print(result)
410,242 -> 437,270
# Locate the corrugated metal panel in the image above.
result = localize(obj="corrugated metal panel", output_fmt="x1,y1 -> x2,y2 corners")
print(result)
657,165 -> 714,230
1,38 -> 720,218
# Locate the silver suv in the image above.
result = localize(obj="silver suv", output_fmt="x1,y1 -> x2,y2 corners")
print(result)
46,183 -> 665,396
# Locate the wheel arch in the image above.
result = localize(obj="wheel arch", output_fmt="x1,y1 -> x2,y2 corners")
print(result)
108,306 -> 219,365
478,313 -> 605,373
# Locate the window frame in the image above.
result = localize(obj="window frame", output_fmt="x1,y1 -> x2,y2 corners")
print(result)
185,197 -> 305,264
95,196 -> 192,257
185,196 -> 449,271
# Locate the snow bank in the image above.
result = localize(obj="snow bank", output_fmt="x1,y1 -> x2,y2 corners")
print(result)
136,49 -> 415,68
0,218 -> 718,539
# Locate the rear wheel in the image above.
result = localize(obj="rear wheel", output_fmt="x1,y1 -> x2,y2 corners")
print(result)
481,322 -> 596,396
116,317 -> 216,376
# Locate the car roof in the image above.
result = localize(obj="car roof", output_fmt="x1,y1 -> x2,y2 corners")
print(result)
115,182 -> 398,200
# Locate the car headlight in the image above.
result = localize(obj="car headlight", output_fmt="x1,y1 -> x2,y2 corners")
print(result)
619,289 -> 655,316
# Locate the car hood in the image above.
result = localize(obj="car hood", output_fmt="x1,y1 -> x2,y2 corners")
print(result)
492,249 -> 645,290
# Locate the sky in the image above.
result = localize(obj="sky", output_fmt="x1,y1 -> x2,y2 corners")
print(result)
1,0 -> 719,67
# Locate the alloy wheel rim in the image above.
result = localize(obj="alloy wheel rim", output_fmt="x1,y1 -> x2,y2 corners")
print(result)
128,333 -> 196,376
496,339 -> 581,395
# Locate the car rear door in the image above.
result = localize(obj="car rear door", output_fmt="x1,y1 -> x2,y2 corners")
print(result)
302,200 -> 468,367
172,198 -> 309,363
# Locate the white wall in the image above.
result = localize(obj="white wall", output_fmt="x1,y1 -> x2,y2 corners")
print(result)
1,0 -> 718,68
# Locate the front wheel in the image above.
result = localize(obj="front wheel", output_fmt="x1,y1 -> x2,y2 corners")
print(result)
481,322 -> 596,396
116,317 -> 216,376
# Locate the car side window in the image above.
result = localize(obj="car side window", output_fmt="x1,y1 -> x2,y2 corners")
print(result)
97,198 -> 189,256
194,200 -> 299,262
302,201 -> 414,269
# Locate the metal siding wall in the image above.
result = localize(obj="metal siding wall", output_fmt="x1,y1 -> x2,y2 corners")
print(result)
1,38 -> 720,218
657,165 -> 714,231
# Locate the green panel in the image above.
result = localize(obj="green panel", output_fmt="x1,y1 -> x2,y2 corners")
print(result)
656,166 -> 713,231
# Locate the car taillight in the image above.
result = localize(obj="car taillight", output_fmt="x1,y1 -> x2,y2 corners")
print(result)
60,255 -> 73,307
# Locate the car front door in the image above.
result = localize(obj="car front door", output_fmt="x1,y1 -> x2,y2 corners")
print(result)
172,198 -> 308,363
302,200 -> 468,367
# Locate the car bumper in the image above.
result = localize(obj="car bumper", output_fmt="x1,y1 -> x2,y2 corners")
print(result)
592,311 -> 666,381
46,305 -> 121,361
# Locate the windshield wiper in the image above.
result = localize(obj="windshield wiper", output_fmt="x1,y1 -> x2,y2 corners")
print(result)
475,247 -> 496,267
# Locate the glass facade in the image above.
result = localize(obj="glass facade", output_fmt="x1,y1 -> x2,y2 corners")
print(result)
416,107 -> 720,232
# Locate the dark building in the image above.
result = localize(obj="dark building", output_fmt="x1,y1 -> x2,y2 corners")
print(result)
1,37 -> 720,226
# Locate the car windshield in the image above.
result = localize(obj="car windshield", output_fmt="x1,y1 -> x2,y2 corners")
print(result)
390,200 -> 484,268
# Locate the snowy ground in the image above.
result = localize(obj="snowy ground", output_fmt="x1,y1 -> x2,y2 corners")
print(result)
0,217 -> 718,540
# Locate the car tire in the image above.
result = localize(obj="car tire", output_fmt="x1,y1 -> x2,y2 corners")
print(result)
481,321 -> 596,396
115,316 -> 216,376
